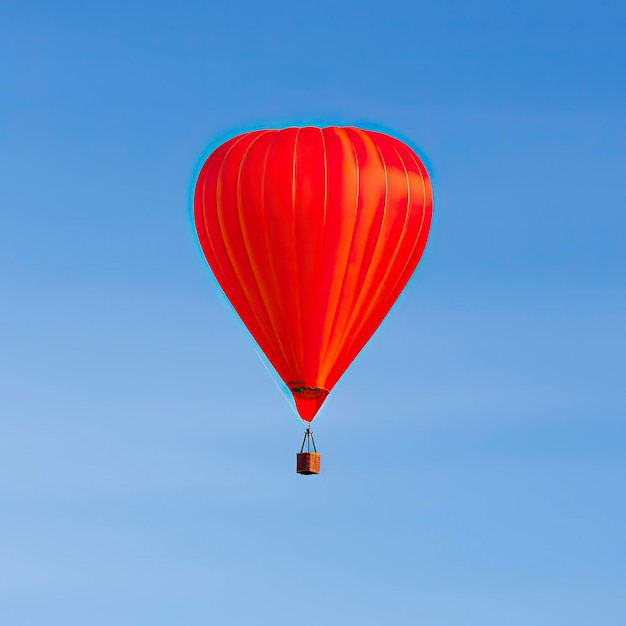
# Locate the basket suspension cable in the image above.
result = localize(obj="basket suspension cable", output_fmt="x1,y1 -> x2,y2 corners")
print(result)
300,426 -> 317,454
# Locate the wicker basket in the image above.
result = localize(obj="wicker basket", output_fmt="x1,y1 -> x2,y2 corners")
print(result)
296,452 -> 321,475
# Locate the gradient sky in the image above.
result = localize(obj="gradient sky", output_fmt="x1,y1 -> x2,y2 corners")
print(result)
1,1 -> 625,624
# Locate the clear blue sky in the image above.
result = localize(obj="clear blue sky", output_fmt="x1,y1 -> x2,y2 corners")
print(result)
1,1 -> 625,624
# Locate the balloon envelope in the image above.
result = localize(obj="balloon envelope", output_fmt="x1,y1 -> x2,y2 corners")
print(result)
194,127 -> 432,422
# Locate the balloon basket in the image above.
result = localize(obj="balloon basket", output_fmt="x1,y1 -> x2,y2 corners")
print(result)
297,452 -> 321,475
296,428 -> 320,475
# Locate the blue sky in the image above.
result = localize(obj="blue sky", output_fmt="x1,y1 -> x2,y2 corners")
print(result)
1,1 -> 625,624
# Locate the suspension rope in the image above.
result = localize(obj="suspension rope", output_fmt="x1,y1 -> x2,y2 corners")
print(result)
299,427 -> 317,453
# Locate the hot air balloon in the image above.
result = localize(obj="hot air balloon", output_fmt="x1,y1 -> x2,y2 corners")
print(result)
194,126 -> 432,474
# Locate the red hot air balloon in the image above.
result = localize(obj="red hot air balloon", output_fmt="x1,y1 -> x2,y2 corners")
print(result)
194,127 -> 433,473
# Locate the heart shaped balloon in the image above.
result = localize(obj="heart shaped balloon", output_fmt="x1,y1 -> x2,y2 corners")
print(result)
194,127 -> 432,422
